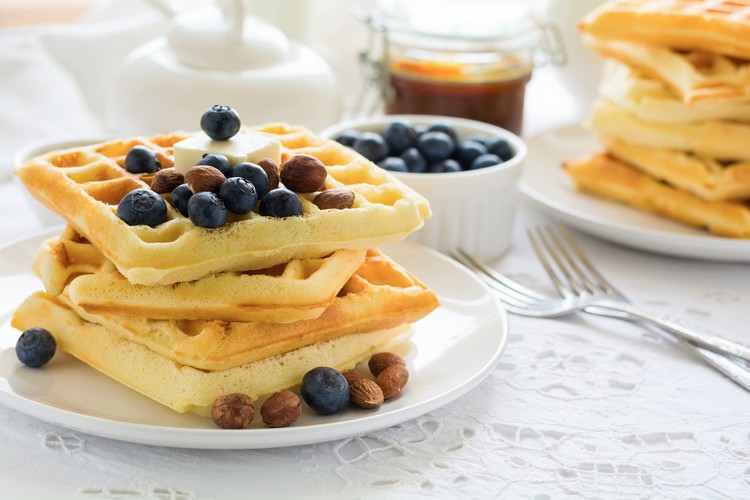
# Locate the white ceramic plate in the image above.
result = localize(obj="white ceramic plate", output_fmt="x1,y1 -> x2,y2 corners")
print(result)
0,228 -> 507,449
521,123 -> 750,262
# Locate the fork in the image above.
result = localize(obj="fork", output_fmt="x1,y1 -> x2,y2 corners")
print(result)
452,225 -> 750,390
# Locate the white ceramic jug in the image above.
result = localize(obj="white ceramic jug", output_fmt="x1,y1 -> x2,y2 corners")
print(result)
109,0 -> 341,135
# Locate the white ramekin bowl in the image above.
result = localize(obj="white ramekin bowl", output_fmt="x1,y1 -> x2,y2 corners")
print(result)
320,115 -> 527,261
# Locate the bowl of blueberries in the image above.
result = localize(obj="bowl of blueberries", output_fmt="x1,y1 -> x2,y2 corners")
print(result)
320,115 -> 527,260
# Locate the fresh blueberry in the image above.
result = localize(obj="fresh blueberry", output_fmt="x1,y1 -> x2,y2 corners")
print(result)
124,145 -> 160,174
117,189 -> 167,227
470,153 -> 502,170
300,367 -> 350,415
429,158 -> 462,173
187,191 -> 227,228
455,140 -> 488,169
16,327 -> 56,368
171,183 -> 193,217
218,177 -> 257,214
200,104 -> 241,141
353,132 -> 390,163
378,156 -> 408,172
464,134 -> 489,147
426,122 -> 459,145
196,153 -> 232,177
487,137 -> 514,161
416,131 -> 455,162
383,120 -> 419,155
334,129 -> 361,148
259,188 -> 303,217
230,162 -> 270,199
400,147 -> 427,173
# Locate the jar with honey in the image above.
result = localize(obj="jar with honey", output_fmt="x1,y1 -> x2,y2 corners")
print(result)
357,0 -> 564,135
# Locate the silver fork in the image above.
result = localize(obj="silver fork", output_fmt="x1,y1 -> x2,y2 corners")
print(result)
452,225 -> 750,390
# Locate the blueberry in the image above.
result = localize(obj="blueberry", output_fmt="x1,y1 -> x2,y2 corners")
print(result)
416,131 -> 455,162
487,138 -> 514,161
464,134 -> 490,146
259,188 -> 303,217
455,140 -> 488,169
300,367 -> 349,415
378,156 -> 408,172
470,153 -> 502,170
16,327 -> 56,368
353,132 -> 390,163
429,158 -> 462,173
400,147 -> 427,173
117,189 -> 168,227
334,129 -> 361,148
230,162 -> 270,199
124,145 -> 160,174
196,153 -> 232,177
187,191 -> 227,228
200,104 -> 241,141
218,177 -> 257,214
171,183 -> 193,217
383,120 -> 418,155
426,122 -> 459,145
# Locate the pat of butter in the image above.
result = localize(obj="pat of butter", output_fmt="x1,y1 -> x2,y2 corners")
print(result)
173,131 -> 282,175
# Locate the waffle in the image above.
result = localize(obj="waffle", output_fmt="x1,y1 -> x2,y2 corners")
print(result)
599,59 -> 750,123
579,0 -> 750,60
34,226 -> 367,323
586,35 -> 750,103
12,292 -> 414,416
16,123 -> 431,285
30,248 -> 439,372
587,98 -> 750,160
602,137 -> 750,201
563,152 -> 750,237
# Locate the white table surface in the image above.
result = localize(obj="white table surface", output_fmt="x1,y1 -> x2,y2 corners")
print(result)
1,30 -> 749,500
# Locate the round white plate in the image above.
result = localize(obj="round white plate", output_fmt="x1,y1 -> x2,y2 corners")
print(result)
521,123 -> 750,262
0,228 -> 507,449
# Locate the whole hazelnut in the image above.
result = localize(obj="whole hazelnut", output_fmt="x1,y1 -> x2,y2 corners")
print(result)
368,352 -> 406,377
260,390 -> 301,428
212,393 -> 255,429
186,165 -> 226,193
280,154 -> 327,193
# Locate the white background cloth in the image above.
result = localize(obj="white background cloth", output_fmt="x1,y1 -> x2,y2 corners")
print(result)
1,1 -> 748,499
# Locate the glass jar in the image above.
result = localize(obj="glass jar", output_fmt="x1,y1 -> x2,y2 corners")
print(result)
357,0 -> 563,135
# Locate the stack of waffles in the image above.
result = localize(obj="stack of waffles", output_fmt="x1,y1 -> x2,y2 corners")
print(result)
564,0 -> 750,237
11,123 -> 438,416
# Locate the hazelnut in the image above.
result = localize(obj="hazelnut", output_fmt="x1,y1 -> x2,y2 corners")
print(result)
260,390 -> 301,428
258,158 -> 280,190
375,364 -> 409,399
368,352 -> 406,377
349,379 -> 384,409
150,168 -> 185,194
212,393 -> 255,429
313,189 -> 355,210
280,154 -> 327,193
340,368 -> 364,386
186,165 -> 226,193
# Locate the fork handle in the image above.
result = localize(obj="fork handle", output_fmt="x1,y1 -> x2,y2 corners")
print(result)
592,301 -> 750,363
689,343 -> 750,392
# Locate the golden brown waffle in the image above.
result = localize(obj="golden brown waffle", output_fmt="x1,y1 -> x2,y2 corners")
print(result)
587,98 -> 750,160
563,152 -> 750,237
580,0 -> 750,60
599,59 -> 750,123
586,35 -> 750,103
602,137 -> 750,201
36,248 -> 439,372
35,225 -> 367,323
12,292 -> 413,415
16,123 -> 431,285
